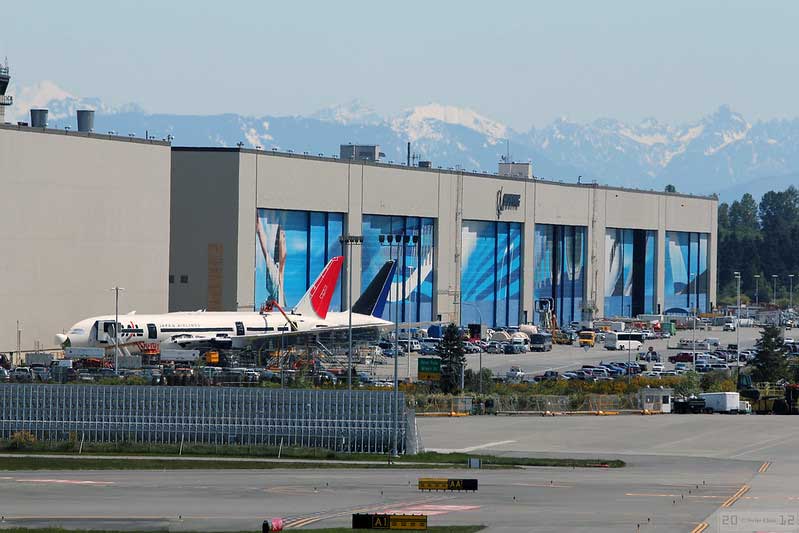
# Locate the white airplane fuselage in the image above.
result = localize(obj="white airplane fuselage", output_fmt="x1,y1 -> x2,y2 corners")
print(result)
57,310 -> 392,352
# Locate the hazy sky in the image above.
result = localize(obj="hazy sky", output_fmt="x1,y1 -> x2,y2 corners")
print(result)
3,1 -> 797,130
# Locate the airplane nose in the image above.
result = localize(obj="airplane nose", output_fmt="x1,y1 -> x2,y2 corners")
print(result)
55,334 -> 69,347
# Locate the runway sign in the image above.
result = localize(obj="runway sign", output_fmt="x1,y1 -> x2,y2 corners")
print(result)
418,478 -> 478,491
418,357 -> 441,381
351,513 -> 427,530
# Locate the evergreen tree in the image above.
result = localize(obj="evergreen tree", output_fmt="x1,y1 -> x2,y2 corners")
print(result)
664,184 -> 676,193
437,323 -> 466,394
751,325 -> 790,383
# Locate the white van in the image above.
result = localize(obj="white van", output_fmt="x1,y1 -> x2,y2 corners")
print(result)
604,332 -> 644,351
398,339 -> 421,353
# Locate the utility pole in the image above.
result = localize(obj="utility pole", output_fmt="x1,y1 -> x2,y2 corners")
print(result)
772,275 -> 778,305
789,274 -> 795,310
109,286 -> 125,373
735,272 -> 741,384
16,320 -> 21,367
339,234 -> 363,453
754,274 -> 760,308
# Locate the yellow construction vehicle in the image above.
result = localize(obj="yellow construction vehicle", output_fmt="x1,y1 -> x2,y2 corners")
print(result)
578,331 -> 596,348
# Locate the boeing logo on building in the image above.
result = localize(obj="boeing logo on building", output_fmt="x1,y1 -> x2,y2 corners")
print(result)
496,187 -> 521,218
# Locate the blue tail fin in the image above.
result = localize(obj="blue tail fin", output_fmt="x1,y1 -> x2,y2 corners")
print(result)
353,260 -> 396,317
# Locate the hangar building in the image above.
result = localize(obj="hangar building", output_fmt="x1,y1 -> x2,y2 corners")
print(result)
169,147 -> 718,328
0,123 -> 171,354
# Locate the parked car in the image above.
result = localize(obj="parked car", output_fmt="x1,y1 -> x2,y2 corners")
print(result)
486,342 -> 504,354
0,368 -> 9,382
651,363 -> 665,372
534,370 -> 560,381
12,367 -> 33,382
419,343 -> 438,356
30,366 -> 51,382
669,352 -> 699,364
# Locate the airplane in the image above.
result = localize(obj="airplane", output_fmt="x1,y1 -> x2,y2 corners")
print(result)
232,259 -> 397,351
55,258 -> 396,356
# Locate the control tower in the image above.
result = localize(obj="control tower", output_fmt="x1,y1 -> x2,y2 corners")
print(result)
0,58 -> 12,123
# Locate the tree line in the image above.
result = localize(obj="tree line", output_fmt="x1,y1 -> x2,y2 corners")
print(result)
717,186 -> 799,306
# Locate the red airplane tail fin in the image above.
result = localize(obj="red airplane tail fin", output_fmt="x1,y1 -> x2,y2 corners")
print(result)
292,256 -> 343,320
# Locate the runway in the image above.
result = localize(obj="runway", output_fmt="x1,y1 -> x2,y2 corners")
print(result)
0,460 -> 755,532
0,326 -> 789,532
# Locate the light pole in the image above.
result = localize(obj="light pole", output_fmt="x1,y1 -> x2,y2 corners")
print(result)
789,274 -> 795,310
379,231 -> 418,456
734,272 -> 741,383
462,301 -> 485,394
690,273 -> 697,371
340,234 -> 363,453
754,274 -> 760,308
339,234 -> 364,391
109,286 -> 125,373
772,275 -> 778,306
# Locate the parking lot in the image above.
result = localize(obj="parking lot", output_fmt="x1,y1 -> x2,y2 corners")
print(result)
371,326 -> 766,383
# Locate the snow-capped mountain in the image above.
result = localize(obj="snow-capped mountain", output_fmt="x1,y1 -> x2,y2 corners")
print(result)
6,80 -> 799,199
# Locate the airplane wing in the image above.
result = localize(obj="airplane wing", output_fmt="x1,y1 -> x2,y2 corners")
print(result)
231,323 -> 391,351
165,334 -> 233,350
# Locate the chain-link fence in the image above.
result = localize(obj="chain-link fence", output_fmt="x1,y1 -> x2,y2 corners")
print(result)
0,384 -> 407,453
489,393 -> 640,413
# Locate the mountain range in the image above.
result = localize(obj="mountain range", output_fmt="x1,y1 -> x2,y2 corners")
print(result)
8,81 -> 799,200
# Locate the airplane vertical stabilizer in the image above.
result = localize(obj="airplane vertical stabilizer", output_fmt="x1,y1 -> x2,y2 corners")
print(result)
352,260 -> 396,317
292,256 -> 344,320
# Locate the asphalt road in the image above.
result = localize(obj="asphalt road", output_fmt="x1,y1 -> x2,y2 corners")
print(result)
0,461 -> 754,533
2,410 -> 795,532
419,414 -> 799,533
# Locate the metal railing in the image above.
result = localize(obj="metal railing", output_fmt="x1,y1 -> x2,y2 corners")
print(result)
0,95 -> 12,106
0,384 -> 407,453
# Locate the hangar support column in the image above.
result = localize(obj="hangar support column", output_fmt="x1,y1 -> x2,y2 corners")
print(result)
709,201 -> 718,309
345,163 -> 364,308
434,171 -> 460,324
587,186 -> 607,322
656,196 -> 667,314
522,181 -> 536,324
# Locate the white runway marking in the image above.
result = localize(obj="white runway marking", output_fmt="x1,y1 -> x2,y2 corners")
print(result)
430,439 -> 516,453
381,504 -> 481,516
17,479 -> 115,485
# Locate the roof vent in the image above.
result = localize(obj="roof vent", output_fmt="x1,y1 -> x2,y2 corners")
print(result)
30,109 -> 48,128
77,109 -> 95,132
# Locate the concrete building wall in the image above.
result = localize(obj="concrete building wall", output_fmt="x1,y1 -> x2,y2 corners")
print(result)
169,149 -> 240,312
0,126 -> 170,352
170,148 -> 718,324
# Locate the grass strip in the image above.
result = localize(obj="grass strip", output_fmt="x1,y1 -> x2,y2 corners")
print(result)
404,451 -> 625,468
0,457 -> 443,471
0,441 -> 623,468
0,529 -> 485,533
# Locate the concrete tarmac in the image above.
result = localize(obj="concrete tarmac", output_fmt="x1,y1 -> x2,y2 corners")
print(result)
0,328 -> 789,532
0,461 -> 754,532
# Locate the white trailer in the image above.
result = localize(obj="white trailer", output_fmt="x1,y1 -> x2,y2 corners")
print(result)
160,349 -> 200,363
699,392 -> 740,414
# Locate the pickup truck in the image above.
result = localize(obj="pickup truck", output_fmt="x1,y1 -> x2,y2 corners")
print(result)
668,352 -> 698,364
534,370 -> 559,381
506,366 -> 525,380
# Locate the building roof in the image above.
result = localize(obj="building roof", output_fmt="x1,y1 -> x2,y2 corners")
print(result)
171,146 -> 716,201
0,122 -> 171,146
